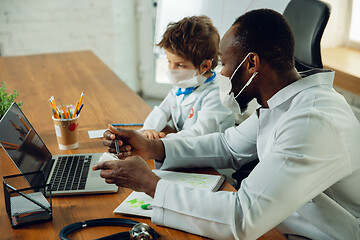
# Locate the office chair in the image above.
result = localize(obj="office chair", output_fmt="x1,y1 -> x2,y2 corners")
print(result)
283,0 -> 331,71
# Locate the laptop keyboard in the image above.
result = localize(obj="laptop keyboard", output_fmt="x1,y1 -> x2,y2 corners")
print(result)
49,155 -> 91,192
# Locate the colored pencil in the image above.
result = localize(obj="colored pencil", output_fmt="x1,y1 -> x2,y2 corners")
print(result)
18,117 -> 30,130
0,141 -> 20,147
110,123 -> 143,127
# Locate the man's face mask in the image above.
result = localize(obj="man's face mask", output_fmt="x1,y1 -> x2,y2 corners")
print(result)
166,60 -> 209,88
219,53 -> 258,114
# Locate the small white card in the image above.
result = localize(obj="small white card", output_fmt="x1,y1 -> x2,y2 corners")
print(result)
88,129 -> 107,139
98,152 -> 119,162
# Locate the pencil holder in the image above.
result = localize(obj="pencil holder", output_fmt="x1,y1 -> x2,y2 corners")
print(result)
52,104 -> 80,150
3,171 -> 52,228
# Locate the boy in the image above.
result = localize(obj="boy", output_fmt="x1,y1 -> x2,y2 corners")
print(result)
139,16 -> 234,139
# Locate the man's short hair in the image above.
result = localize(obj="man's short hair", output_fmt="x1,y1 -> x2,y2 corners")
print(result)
157,16 -> 220,70
233,9 -> 295,72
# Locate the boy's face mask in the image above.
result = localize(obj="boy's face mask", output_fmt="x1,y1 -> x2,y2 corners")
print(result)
166,60 -> 209,88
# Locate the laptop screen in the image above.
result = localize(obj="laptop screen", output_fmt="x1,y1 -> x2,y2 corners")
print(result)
0,102 -> 52,185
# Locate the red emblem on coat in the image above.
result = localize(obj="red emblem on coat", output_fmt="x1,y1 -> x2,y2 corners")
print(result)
188,108 -> 194,118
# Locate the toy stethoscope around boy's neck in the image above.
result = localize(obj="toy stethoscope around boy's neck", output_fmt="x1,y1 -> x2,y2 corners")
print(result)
166,59 -> 213,89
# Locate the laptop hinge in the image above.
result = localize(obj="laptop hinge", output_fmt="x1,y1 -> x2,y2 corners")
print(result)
42,157 -> 55,181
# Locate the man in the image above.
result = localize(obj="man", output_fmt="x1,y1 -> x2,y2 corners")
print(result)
93,9 -> 360,240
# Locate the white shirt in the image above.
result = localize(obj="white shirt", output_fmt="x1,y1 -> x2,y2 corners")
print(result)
139,74 -> 235,138
151,70 -> 360,240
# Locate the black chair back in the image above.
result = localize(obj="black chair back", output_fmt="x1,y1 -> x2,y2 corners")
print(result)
283,0 -> 331,71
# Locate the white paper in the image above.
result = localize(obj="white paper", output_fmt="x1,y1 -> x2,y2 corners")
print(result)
98,152 -> 119,162
10,192 -> 50,216
113,170 -> 224,217
114,191 -> 153,217
153,170 -> 223,190
88,129 -> 107,139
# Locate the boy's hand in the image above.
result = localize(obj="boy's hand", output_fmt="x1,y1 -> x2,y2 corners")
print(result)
140,129 -> 166,139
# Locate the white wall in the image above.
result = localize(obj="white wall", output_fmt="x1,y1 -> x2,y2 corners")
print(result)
0,0 -> 354,94
321,0 -> 352,48
0,0 -> 139,91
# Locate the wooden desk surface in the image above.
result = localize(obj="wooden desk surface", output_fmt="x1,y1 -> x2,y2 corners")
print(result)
0,51 -> 285,240
322,47 -> 360,95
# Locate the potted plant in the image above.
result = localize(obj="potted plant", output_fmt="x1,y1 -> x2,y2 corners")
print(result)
0,82 -> 23,119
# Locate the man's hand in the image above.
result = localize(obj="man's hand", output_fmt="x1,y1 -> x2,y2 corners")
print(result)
103,124 -> 165,160
140,129 -> 166,139
92,156 -> 160,198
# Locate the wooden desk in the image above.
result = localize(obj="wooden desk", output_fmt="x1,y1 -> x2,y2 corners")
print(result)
0,51 -> 285,240
322,47 -> 360,95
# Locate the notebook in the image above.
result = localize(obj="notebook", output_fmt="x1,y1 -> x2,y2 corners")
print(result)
0,102 -> 118,196
113,169 -> 225,217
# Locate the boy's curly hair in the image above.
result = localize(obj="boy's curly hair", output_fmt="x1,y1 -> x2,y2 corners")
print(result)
157,16 -> 219,70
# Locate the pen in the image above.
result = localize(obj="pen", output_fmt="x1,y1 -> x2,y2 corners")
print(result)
4,183 -> 51,213
110,124 -> 122,154
76,103 -> 84,116
114,139 -> 120,154
110,123 -> 143,127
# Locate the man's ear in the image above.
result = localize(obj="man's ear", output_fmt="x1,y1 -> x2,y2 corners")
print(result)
247,52 -> 259,74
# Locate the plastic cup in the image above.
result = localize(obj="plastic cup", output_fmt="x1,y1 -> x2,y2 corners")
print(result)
52,105 -> 79,150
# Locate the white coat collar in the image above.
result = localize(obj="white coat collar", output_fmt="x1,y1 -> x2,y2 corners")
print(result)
180,80 -> 216,106
266,70 -> 335,109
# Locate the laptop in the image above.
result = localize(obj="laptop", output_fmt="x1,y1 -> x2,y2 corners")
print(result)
0,102 -> 118,196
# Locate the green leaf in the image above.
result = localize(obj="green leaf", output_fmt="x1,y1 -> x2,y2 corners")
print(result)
0,82 -> 22,119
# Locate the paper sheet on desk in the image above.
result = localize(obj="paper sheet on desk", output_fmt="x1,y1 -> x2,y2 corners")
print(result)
115,191 -> 154,217
113,170 -> 225,217
10,192 -> 50,216
88,129 -> 107,139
